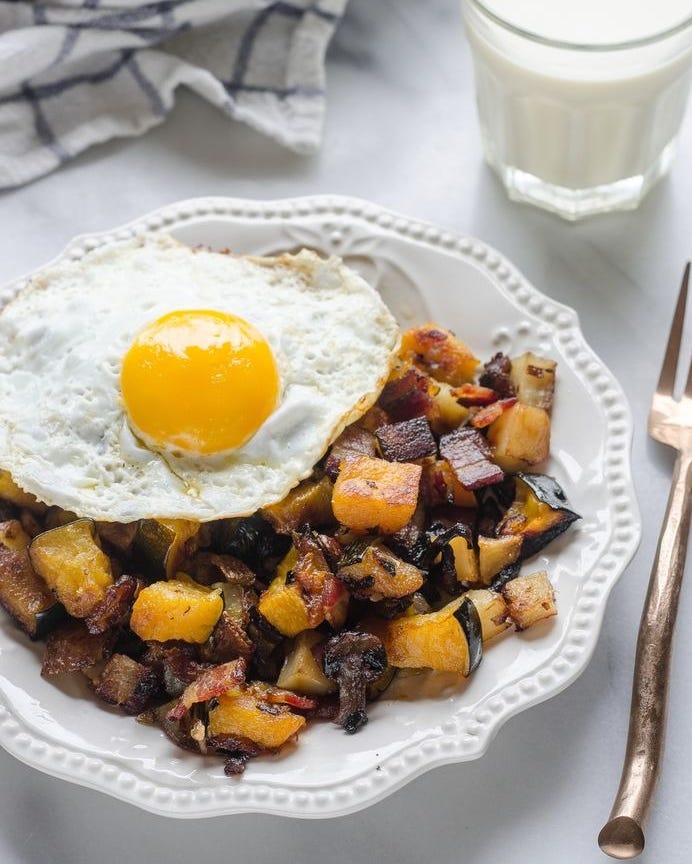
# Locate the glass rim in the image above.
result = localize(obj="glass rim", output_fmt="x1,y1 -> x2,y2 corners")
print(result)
465,0 -> 692,52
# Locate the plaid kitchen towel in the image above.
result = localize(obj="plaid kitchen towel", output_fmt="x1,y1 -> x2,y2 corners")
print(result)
0,0 -> 349,189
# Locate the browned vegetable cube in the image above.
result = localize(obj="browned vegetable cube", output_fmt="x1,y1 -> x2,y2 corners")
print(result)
92,654 -> 161,714
332,455 -> 422,534
337,541 -> 424,600
487,403 -> 550,473
208,687 -> 306,749
502,570 -> 557,630
0,519 -> 31,552
276,631 -> 336,696
29,519 -> 114,618
0,541 -> 63,639
510,352 -> 557,412
130,578 -> 223,643
401,324 -> 479,386
383,597 -> 470,673
42,620 -> 115,677
464,588 -> 510,641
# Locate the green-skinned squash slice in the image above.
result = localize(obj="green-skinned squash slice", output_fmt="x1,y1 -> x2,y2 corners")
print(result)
496,473 -> 580,560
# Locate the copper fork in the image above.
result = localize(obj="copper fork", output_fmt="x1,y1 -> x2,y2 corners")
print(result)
599,263 -> 692,859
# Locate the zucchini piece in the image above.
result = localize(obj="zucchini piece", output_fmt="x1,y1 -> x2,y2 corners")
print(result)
510,352 -> 556,413
261,476 -> 335,534
497,474 -> 580,559
502,570 -> 557,630
276,631 -> 336,696
453,596 -> 483,674
29,519 -> 114,618
0,543 -> 65,639
134,519 -> 199,579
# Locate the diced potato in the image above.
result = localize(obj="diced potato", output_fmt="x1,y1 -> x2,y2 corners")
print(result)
487,403 -> 550,473
276,631 -> 336,696
29,519 -> 114,618
383,597 -> 469,673
478,535 -> 522,585
262,476 -> 334,534
134,519 -> 200,579
502,570 -> 557,630
465,589 -> 510,641
0,519 -> 31,552
0,471 -> 47,513
448,534 -> 480,583
130,578 -> 223,643
400,324 -> 479,386
429,381 -> 470,431
510,352 -> 557,412
208,688 -> 306,749
332,455 -> 421,534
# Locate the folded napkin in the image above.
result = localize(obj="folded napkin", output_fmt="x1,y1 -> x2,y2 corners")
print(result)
0,0 -> 349,189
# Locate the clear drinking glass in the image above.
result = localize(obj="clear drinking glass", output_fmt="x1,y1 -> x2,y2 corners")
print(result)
461,1 -> 692,220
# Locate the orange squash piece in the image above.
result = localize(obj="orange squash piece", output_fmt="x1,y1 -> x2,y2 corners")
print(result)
208,688 -> 306,749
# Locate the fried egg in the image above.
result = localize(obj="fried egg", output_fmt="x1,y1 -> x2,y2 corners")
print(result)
0,234 -> 399,521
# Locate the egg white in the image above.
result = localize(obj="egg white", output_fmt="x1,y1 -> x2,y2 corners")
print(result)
0,234 -> 399,521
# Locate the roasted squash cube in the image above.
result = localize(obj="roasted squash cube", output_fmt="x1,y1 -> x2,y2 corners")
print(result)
337,541 -> 424,600
448,534 -> 480,583
401,324 -> 479,386
502,570 -> 557,630
383,597 -> 470,673
208,688 -> 306,749
29,519 -> 114,618
478,535 -> 522,585
258,547 -> 311,637
332,455 -> 421,534
487,403 -> 550,473
130,578 -> 223,643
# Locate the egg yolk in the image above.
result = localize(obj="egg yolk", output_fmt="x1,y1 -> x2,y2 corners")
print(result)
121,310 -> 279,455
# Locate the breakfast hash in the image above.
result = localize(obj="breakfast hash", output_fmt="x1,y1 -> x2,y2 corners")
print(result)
0,239 -> 579,776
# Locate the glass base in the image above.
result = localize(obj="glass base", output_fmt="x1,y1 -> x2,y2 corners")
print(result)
483,139 -> 677,221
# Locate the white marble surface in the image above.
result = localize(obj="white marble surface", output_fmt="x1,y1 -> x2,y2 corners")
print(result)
1,1 -> 691,861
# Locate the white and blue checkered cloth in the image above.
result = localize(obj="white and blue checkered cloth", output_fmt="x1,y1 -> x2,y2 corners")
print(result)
0,0 -> 349,189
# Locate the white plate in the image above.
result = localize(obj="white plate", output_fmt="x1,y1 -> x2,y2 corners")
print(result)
0,196 -> 640,818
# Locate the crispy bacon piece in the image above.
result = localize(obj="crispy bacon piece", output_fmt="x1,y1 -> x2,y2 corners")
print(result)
324,425 -> 377,479
470,397 -> 518,429
375,416 -> 437,462
479,352 -> 515,398
167,657 -> 247,721
439,428 -> 505,490
41,620 -> 115,677
206,734 -> 262,776
85,574 -> 140,635
378,366 -> 435,423
93,653 -> 162,715
453,383 -> 498,406
252,683 -> 317,711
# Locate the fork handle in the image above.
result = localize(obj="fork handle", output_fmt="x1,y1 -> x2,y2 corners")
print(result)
599,450 -> 692,859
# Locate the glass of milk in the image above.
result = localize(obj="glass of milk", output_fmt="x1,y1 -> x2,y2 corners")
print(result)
461,0 -> 692,219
